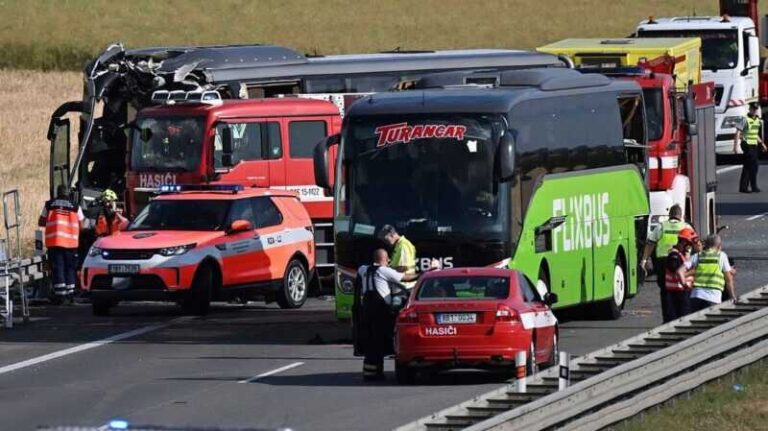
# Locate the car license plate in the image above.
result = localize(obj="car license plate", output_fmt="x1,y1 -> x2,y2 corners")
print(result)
437,313 -> 476,324
108,264 -> 140,275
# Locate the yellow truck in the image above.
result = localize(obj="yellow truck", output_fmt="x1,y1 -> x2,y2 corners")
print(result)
537,38 -> 701,90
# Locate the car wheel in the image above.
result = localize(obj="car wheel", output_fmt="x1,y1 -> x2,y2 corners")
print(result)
277,260 -> 308,309
526,340 -> 538,376
92,298 -> 113,316
547,331 -> 559,368
183,264 -> 213,315
597,259 -> 626,320
395,362 -> 416,384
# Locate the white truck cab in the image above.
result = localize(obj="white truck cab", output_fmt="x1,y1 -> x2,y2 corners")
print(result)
637,16 -> 761,154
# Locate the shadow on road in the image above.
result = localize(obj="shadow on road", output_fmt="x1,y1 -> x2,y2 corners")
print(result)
164,370 -> 512,387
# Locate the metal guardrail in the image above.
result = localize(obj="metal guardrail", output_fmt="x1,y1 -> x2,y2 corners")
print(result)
398,284 -> 768,431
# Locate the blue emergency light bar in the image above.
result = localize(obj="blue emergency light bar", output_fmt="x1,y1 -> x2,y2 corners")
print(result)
158,184 -> 244,193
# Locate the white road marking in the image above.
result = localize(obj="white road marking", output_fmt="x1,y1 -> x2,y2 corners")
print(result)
746,212 -> 768,221
716,165 -> 741,175
239,361 -> 305,383
0,317 -> 190,377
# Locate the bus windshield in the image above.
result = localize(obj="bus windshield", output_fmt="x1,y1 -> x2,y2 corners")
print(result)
131,116 -> 205,172
341,114 -> 508,240
637,29 -> 738,71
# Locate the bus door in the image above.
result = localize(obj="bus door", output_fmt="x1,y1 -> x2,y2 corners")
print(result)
216,120 -> 284,188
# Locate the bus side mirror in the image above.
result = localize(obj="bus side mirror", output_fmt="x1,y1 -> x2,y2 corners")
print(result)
543,292 -> 558,306
314,133 -> 340,190
497,132 -> 515,181
221,126 -> 234,167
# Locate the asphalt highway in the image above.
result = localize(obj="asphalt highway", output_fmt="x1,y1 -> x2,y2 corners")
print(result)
0,165 -> 765,431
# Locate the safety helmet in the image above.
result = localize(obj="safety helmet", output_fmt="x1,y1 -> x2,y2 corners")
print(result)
678,227 -> 698,244
101,189 -> 118,202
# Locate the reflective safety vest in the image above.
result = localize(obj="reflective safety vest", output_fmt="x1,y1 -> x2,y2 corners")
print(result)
391,236 -> 417,288
693,250 -> 726,291
391,236 -> 416,274
44,199 -> 80,249
664,249 -> 694,292
655,219 -> 690,258
95,213 -> 128,237
744,115 -> 762,146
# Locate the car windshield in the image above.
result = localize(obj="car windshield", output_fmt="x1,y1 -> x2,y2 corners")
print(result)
643,88 -> 664,141
341,114 -> 508,241
417,276 -> 510,300
637,29 -> 739,71
129,199 -> 230,231
131,116 -> 205,172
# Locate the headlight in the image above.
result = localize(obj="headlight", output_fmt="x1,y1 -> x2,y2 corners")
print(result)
722,116 -> 743,129
88,246 -> 103,257
158,243 -> 196,256
336,268 -> 356,294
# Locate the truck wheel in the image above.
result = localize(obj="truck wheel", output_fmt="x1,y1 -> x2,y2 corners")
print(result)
92,298 -> 113,316
183,264 -> 213,315
395,362 -> 416,384
597,259 -> 626,320
277,260 -> 308,309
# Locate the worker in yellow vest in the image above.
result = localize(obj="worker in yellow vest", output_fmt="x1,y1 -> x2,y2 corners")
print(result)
641,204 -> 693,322
735,102 -> 767,193
690,234 -> 737,312
378,225 -> 417,288
38,185 -> 85,299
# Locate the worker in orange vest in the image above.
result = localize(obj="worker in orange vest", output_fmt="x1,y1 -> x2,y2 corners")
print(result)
663,227 -> 699,322
38,185 -> 84,298
94,189 -> 128,237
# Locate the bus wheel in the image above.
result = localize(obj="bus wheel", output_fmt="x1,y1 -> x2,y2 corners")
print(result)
536,264 -> 550,298
598,260 -> 626,320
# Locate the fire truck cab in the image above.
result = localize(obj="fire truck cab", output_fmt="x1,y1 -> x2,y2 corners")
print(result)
127,94 -> 341,278
81,185 -> 316,316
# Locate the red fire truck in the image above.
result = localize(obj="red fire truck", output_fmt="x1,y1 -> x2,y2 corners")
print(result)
127,91 -> 342,281
590,61 -> 718,234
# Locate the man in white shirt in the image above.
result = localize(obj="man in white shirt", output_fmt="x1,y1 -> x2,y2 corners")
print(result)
355,248 -> 422,381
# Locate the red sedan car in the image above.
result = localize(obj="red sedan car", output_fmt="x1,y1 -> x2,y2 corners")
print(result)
395,268 -> 559,383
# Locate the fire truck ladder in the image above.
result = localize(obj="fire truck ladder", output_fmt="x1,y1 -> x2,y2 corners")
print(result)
0,189 -> 29,328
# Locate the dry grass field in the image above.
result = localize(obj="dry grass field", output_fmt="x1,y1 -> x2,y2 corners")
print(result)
0,70 -> 80,253
0,0 -> 726,70
0,0 -> 761,252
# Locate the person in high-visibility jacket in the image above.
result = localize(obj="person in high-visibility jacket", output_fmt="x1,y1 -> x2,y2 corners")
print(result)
641,204 -> 692,322
662,228 -> 698,322
735,102 -> 767,193
378,224 -> 417,288
94,189 -> 128,237
690,234 -> 737,312
38,185 -> 84,297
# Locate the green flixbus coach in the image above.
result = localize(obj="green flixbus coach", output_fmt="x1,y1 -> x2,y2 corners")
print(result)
315,68 -> 650,320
